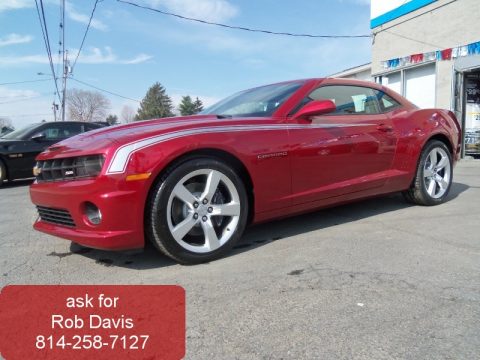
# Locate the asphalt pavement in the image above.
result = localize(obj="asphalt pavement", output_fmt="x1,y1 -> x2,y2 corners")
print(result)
1,160 -> 479,359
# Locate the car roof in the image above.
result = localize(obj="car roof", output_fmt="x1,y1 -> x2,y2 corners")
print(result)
33,121 -> 104,126
252,78 -> 385,91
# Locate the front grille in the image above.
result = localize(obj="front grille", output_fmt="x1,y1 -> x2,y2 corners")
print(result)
37,206 -> 76,227
35,155 -> 104,182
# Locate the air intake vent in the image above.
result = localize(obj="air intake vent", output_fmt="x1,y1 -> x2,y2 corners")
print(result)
36,206 -> 75,227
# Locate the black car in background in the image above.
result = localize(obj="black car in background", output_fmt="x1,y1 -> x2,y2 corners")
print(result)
0,121 -> 106,185
1,126 -> 14,136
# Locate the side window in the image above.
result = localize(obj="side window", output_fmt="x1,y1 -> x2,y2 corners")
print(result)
375,90 -> 402,112
43,126 -> 63,140
42,123 -> 82,140
61,123 -> 83,137
308,85 -> 381,115
84,124 -> 100,132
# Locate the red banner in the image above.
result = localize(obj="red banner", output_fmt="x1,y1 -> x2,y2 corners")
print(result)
0,285 -> 185,360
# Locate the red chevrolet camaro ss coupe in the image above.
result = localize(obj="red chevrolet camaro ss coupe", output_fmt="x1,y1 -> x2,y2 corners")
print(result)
30,78 -> 461,264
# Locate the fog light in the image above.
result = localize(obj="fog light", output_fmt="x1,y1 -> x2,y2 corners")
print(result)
84,202 -> 102,225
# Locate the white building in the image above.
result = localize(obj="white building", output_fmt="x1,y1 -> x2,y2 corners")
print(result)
332,0 -> 480,156
329,63 -> 372,82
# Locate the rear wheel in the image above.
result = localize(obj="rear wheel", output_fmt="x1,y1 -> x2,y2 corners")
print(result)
146,158 -> 248,264
403,140 -> 452,206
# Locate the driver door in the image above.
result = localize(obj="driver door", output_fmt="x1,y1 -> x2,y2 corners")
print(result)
288,84 -> 397,205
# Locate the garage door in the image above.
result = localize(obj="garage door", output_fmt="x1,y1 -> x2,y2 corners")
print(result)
381,72 -> 402,95
405,63 -> 436,109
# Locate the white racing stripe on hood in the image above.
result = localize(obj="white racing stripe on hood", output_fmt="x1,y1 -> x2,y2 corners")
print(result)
106,123 -> 374,174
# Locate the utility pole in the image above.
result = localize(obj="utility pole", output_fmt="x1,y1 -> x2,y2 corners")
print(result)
62,50 -> 69,121
61,0 -> 67,121
52,102 -> 58,121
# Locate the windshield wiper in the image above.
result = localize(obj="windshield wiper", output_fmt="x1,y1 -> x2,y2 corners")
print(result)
216,114 -> 233,119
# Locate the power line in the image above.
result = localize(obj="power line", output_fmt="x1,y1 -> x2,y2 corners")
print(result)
71,0 -> 100,73
0,92 -> 51,99
0,79 -> 52,86
36,0 -> 61,100
55,0 -> 63,82
60,0 -> 67,122
69,77 -> 141,103
0,95 -> 45,105
36,0 -> 54,65
0,113 -> 52,118
383,30 -> 444,50
117,0 -> 371,39
34,0 -> 62,104
0,92 -> 52,102
53,0 -> 64,123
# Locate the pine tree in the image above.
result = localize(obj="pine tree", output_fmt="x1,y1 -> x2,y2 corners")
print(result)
178,95 -> 196,116
135,82 -> 174,120
105,114 -> 118,125
193,97 -> 204,114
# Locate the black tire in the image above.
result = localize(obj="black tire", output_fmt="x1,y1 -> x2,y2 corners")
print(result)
146,157 -> 249,264
0,160 -> 6,186
403,140 -> 453,206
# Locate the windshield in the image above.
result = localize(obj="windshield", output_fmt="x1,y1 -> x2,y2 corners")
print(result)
201,81 -> 304,118
1,123 -> 38,140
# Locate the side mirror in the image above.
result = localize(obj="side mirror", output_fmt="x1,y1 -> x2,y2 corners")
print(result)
30,133 -> 46,141
294,100 -> 336,120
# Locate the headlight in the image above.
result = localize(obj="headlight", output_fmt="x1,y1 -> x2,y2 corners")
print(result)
75,155 -> 105,178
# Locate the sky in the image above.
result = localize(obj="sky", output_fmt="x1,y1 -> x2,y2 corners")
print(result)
0,0 -> 372,128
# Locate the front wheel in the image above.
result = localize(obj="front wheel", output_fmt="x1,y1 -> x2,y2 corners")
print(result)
146,158 -> 248,264
403,140 -> 453,206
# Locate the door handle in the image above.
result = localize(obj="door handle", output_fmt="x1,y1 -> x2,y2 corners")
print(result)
377,124 -> 393,132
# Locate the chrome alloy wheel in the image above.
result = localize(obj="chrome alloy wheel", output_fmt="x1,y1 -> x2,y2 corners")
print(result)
423,147 -> 451,199
166,169 -> 241,253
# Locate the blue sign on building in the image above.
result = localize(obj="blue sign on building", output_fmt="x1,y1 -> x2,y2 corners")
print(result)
371,0 -> 438,28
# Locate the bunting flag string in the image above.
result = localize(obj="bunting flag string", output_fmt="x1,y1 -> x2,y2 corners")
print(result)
382,40 -> 480,69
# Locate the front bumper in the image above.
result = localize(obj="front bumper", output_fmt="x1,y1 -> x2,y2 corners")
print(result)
30,176 -> 146,250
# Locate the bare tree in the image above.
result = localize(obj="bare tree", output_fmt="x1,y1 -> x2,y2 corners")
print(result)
120,105 -> 135,123
67,88 -> 110,122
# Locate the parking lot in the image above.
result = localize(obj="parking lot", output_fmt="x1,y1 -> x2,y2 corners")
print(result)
1,160 -> 479,359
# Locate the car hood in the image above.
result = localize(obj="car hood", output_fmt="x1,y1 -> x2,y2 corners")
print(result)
0,139 -> 24,149
37,115 -> 274,160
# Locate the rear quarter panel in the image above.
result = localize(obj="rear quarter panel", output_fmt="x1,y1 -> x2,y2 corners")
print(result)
389,107 -> 461,189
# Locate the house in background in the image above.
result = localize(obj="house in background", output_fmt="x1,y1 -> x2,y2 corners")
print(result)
332,0 -> 480,156
329,63 -> 372,81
